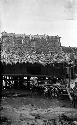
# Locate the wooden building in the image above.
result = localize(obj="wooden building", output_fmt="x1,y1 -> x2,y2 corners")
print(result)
1,32 -> 76,84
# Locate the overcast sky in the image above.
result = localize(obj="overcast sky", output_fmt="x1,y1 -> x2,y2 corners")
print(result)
0,0 -> 77,47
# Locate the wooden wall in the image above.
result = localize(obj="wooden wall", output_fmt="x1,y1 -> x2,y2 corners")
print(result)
2,62 -> 65,79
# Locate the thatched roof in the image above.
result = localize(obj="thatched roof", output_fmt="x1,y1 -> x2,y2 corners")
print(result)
1,32 -> 74,65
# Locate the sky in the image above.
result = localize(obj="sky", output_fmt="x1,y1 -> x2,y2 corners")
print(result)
0,0 -> 77,47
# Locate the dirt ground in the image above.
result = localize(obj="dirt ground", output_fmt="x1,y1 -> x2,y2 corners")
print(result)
1,89 -> 77,125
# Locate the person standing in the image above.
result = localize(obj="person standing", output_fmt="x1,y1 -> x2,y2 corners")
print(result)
71,90 -> 76,108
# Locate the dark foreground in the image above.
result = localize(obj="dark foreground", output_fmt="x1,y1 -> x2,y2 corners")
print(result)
0,89 -> 77,125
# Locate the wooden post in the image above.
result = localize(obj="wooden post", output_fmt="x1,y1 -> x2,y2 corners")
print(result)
66,64 -> 73,101
53,63 -> 54,78
63,62 -> 65,81
69,66 -> 71,88
73,65 -> 74,79
27,76 -> 30,90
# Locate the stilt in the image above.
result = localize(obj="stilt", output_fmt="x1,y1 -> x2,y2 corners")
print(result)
27,76 -> 30,90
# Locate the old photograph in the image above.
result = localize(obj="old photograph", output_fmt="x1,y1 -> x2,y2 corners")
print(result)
0,0 -> 77,124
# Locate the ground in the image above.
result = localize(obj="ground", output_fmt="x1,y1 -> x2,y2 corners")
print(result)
0,89 -> 77,125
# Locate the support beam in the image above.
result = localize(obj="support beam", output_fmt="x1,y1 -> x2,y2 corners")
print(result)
27,76 -> 31,90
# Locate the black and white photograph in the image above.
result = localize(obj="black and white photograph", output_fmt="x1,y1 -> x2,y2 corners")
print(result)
0,0 -> 77,124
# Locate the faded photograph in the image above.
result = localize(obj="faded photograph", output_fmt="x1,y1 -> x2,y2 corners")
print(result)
0,0 -> 77,125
